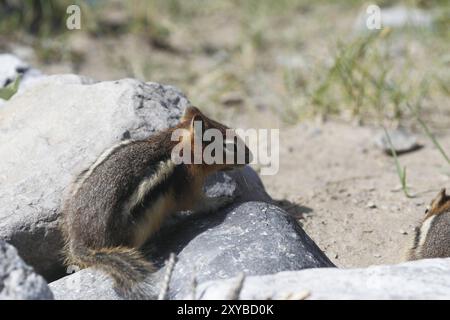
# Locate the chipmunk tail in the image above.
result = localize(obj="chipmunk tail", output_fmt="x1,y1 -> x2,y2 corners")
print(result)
68,243 -> 156,299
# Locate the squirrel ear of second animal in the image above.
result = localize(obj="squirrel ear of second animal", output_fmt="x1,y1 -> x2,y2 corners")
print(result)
428,188 -> 448,217
437,188 -> 448,204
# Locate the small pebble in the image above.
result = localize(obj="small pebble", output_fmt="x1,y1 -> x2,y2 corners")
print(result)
220,91 -> 244,107
374,127 -> 420,155
366,202 -> 377,209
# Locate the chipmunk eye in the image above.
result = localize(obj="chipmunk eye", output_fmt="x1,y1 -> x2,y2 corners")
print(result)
425,208 -> 429,215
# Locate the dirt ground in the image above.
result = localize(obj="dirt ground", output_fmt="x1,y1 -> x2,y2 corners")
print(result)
254,120 -> 450,268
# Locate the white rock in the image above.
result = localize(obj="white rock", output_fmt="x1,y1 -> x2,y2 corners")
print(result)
193,258 -> 450,300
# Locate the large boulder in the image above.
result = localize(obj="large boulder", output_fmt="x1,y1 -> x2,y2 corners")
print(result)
193,258 -> 450,300
50,166 -> 334,299
0,240 -> 53,300
147,200 -> 334,299
0,75 -> 190,280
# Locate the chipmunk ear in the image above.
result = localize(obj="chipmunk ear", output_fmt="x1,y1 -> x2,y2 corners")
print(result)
438,188 -> 448,204
189,113 -> 207,139
429,188 -> 449,215
182,106 -> 202,121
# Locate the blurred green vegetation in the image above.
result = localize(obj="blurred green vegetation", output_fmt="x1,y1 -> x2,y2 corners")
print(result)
0,75 -> 20,100
0,0 -> 73,35
0,0 -> 448,126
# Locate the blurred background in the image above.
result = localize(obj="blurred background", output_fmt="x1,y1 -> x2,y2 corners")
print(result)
0,0 -> 448,127
0,0 -> 449,268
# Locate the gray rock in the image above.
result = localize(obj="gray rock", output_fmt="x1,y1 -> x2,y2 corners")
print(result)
144,166 -> 333,300
0,240 -> 53,300
163,200 -> 334,299
49,166 -> 333,299
0,75 -> 190,280
194,258 -> 450,300
374,127 -> 421,155
50,268 -> 120,300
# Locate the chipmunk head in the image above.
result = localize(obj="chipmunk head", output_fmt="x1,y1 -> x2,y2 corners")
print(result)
173,106 -> 252,173
424,188 -> 450,220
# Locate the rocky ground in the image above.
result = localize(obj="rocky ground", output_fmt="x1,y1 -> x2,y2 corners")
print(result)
0,1 -> 449,298
2,2 -> 445,270
0,56 -> 449,299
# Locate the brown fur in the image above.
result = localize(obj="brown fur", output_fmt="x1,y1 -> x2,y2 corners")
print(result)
407,188 -> 450,261
424,188 -> 450,219
60,106 -> 250,299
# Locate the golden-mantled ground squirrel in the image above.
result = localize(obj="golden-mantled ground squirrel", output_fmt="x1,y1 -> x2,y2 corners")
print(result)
407,188 -> 450,260
60,106 -> 251,299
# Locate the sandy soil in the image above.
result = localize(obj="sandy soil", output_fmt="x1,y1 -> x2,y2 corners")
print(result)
255,120 -> 450,268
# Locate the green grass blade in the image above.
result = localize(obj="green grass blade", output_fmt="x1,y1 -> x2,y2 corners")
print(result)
0,76 -> 21,100
383,126 -> 413,198
408,103 -> 450,166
